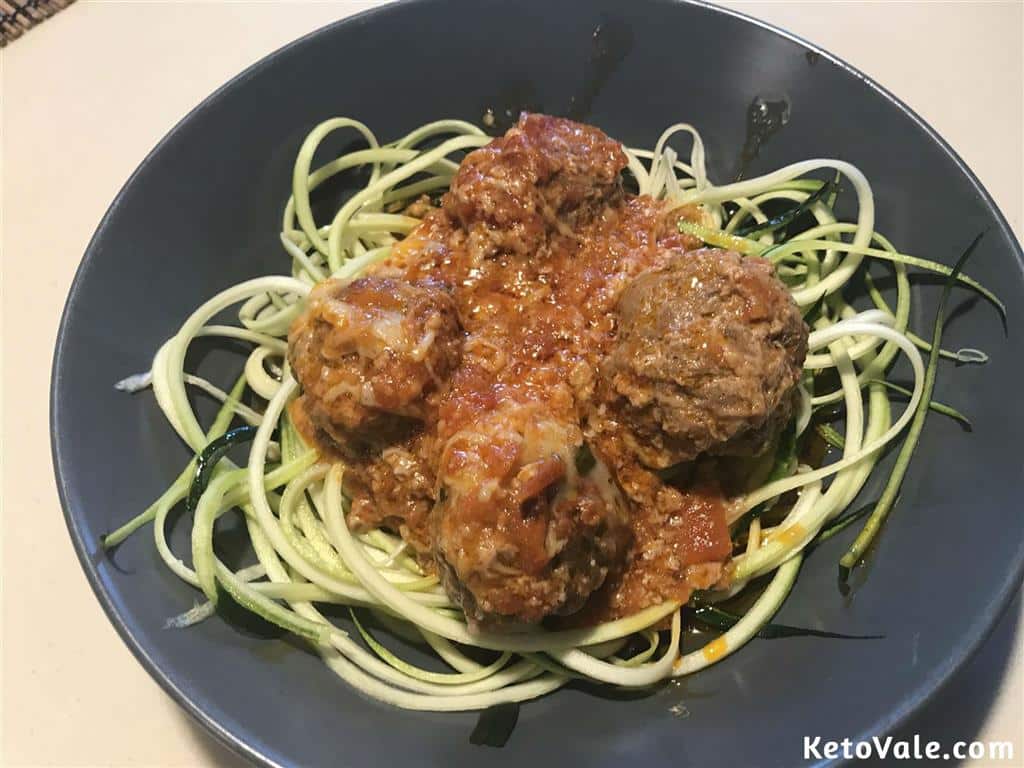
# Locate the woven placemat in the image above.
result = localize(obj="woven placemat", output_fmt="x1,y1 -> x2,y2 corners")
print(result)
1,0 -> 75,47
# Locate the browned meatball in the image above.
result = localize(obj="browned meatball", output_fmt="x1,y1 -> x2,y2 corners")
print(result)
600,248 -> 808,468
288,276 -> 462,453
345,436 -> 436,558
431,391 -> 630,627
444,113 -> 627,259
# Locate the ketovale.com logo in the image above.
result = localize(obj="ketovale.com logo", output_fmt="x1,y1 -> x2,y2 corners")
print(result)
803,735 -> 1016,762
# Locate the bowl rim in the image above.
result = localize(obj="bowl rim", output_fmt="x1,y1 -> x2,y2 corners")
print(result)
50,1 -> 1024,766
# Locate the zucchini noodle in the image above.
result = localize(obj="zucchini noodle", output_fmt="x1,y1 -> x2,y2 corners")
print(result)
106,117 -> 996,712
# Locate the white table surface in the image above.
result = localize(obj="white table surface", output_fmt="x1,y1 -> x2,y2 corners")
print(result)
2,2 -> 1021,766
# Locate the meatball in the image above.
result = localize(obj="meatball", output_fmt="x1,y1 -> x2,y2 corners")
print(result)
431,396 -> 630,627
288,276 -> 462,453
444,113 -> 627,259
600,248 -> 808,468
345,437 -> 436,558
